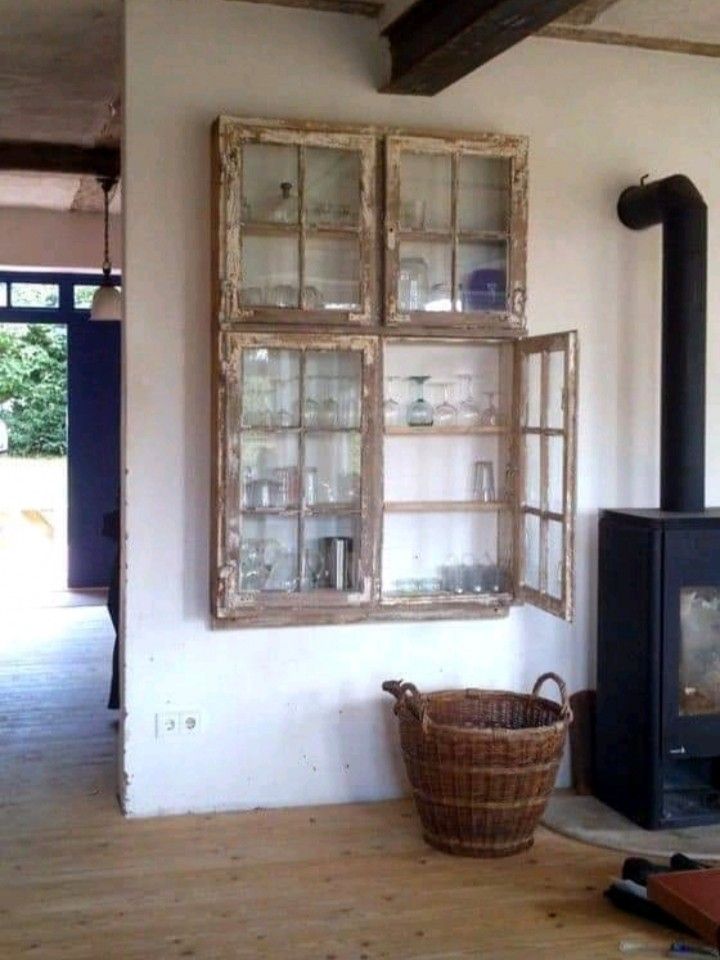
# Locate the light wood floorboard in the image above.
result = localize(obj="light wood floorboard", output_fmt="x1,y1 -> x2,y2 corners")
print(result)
1,607 -> 674,958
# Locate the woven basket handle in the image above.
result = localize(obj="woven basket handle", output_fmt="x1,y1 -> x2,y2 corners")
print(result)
531,672 -> 573,723
382,680 -> 425,722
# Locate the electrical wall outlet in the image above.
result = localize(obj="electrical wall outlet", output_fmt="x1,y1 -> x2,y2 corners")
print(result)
156,712 -> 179,738
179,710 -> 202,734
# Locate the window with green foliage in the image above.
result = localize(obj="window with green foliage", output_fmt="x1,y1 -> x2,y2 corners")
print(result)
0,283 -> 6,308
10,283 -> 60,309
73,285 -> 99,310
0,324 -> 67,456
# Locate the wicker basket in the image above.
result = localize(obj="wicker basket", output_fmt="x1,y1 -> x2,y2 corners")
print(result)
382,673 -> 573,858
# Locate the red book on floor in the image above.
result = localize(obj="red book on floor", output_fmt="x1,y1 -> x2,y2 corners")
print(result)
648,869 -> 720,948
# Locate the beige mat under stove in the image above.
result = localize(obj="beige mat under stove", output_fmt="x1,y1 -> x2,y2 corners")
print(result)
542,791 -> 720,860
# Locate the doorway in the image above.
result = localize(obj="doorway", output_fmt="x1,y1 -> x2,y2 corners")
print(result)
0,271 -> 121,607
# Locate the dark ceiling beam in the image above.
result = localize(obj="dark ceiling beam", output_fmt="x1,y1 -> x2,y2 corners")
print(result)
382,0 -> 592,96
0,142 -> 120,179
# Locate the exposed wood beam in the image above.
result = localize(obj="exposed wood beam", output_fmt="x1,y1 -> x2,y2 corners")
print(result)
538,25 -> 720,60
382,0 -> 591,96
555,0 -> 621,27
223,0 -> 382,16
0,142 -> 120,179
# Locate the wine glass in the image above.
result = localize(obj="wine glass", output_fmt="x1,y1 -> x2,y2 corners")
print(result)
406,376 -> 433,427
433,382 -> 457,427
303,377 -> 320,428
480,391 -> 500,427
457,374 -> 480,426
383,376 -> 403,427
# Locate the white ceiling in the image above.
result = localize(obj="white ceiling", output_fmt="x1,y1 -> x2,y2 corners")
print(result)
0,0 -> 716,212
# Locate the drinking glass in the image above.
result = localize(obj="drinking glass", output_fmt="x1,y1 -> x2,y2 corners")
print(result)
383,376 -> 404,427
270,378 -> 294,427
398,257 -> 429,312
457,374 -> 481,426
440,554 -> 464,594
433,382 -> 457,427
473,460 -> 496,503
318,377 -> 338,428
303,377 -> 320,428
406,376 -> 433,427
481,391 -> 500,427
338,375 -> 360,429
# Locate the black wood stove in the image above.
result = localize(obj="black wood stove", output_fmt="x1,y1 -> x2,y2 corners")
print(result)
595,175 -> 720,829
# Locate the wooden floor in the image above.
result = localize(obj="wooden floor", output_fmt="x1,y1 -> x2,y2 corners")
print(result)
1,607 -> 675,959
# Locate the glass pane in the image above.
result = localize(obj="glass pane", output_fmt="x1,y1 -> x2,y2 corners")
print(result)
523,512 -> 541,591
304,350 -> 362,430
242,234 -> 299,307
547,520 -> 564,600
458,242 -> 507,313
240,516 -> 298,593
400,152 -> 451,232
304,433 -> 361,506
241,433 -> 300,509
548,350 -> 566,430
73,285 -> 99,310
306,147 -> 360,228
458,156 -> 510,234
305,236 -> 359,310
523,434 -> 541,509
241,348 -> 300,427
0,283 -> 7,307
303,514 -> 360,592
10,282 -> 60,309
242,143 -> 298,224
523,353 -> 542,428
548,435 -> 565,515
680,588 -> 720,716
382,511 -> 506,597
398,241 -> 452,313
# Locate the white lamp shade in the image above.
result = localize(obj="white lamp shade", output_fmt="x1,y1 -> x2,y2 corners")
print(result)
90,283 -> 122,321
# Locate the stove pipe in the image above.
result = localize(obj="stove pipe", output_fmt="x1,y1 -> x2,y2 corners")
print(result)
618,175 -> 707,513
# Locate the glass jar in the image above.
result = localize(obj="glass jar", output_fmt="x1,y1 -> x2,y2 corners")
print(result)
406,376 -> 433,427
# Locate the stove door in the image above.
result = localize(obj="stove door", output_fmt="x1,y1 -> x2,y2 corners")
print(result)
663,527 -> 720,757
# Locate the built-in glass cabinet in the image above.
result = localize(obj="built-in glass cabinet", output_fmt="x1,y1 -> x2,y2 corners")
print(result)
213,118 -> 576,627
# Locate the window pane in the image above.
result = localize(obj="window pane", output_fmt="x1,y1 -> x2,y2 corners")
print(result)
74,285 -> 99,310
242,143 -> 298,224
0,283 -> 6,307
523,353 -> 542,428
304,350 -> 361,430
458,156 -> 510,234
523,434 -> 541,509
398,241 -> 452,313
523,513 -> 541,591
240,516 -> 298,593
547,520 -> 564,600
400,153 -> 451,232
306,147 -> 360,228
241,348 -> 300,427
242,234 -> 300,307
241,432 -> 300,509
10,283 -> 60,309
305,236 -> 359,310
548,435 -> 565,515
303,514 -> 360,592
458,241 -> 507,312
548,350 -> 566,430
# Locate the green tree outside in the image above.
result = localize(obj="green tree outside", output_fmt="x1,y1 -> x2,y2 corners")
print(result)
0,323 -> 67,456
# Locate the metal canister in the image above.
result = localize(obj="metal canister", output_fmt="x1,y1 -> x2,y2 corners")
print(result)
320,536 -> 353,591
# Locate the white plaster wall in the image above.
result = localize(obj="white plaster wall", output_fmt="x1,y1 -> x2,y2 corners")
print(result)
122,0 -> 720,816
0,207 -> 122,270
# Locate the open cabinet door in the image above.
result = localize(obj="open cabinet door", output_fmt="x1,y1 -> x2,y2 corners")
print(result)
515,332 -> 578,620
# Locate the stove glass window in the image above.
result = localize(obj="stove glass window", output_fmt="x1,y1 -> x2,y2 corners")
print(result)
680,587 -> 720,716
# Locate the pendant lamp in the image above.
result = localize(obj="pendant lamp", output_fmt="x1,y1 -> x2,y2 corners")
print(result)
90,176 -> 121,321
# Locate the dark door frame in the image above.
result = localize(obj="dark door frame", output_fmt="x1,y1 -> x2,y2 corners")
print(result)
0,269 -> 121,589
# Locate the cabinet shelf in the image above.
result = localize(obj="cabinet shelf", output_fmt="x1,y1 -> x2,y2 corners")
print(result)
399,229 -> 508,244
384,500 -> 510,514
384,425 -> 507,437
242,221 -> 360,239
240,425 -> 361,434
241,504 -> 360,517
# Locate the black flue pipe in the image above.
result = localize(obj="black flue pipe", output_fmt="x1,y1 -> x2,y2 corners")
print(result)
618,175 -> 707,513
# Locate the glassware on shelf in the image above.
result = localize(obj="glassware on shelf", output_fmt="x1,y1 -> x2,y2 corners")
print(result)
318,377 -> 339,428
480,391 -> 501,427
303,379 -> 321,428
303,467 -> 318,506
472,460 -> 496,503
406,376 -> 433,427
433,382 -> 457,427
462,554 -> 485,594
264,548 -> 298,592
270,378 -> 295,427
337,375 -> 360,429
339,471 -> 361,503
267,284 -> 298,308
398,257 -> 429,312
303,545 -> 325,591
273,466 -> 300,507
383,376 -> 404,428
303,285 -> 324,310
269,181 -> 297,224
457,374 -> 481,426
440,554 -> 464,595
